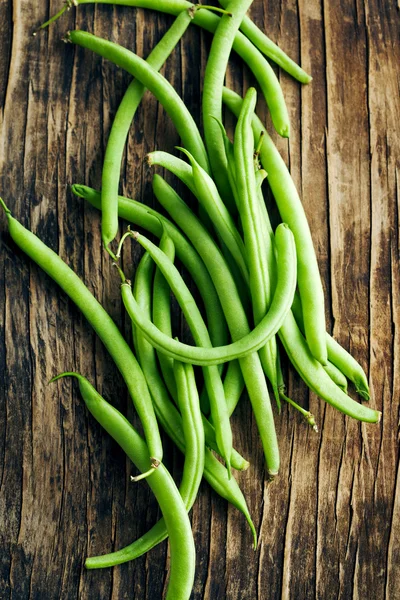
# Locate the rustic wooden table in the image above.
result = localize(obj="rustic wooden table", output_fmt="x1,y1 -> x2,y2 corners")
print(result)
0,1 -> 398,598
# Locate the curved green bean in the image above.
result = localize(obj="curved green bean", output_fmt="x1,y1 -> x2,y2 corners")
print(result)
291,292 -> 369,399
279,312 -> 380,423
67,30 -> 210,172
50,373 -> 195,599
218,0 -> 312,83
202,0 -> 289,207
101,8 -> 195,254
1,199 -> 162,469
118,225 -> 296,366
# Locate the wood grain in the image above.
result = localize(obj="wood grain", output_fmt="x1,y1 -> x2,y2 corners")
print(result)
0,1 -> 398,598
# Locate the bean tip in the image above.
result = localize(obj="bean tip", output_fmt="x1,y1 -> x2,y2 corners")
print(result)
267,469 -> 278,481
48,371 -> 78,384
357,388 -> 371,402
0,197 -> 11,215
105,244 -> 118,261
130,465 -> 157,482
279,124 -> 290,139
112,262 -> 128,284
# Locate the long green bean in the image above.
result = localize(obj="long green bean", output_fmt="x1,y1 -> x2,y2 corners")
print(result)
233,87 -> 280,407
1,199 -> 162,470
67,30 -> 210,172
50,373 -> 195,598
152,176 -> 282,476
100,8 -> 195,254
222,87 -> 328,366
218,0 -> 312,83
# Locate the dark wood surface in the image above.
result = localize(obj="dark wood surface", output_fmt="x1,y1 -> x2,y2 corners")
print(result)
0,1 -> 399,598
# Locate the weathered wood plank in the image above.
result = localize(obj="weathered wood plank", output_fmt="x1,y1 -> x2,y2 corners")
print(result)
0,0 -> 398,598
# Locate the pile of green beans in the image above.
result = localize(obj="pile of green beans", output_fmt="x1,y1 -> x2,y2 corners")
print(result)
1,1 -> 381,597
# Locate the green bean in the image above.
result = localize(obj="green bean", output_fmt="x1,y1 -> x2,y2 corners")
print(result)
152,177 -> 283,476
0,199 -> 162,470
43,1 -> 309,84
291,292 -> 369,399
50,373 -> 195,599
202,0 -> 289,208
177,147 -> 249,286
222,87 -> 328,366
201,359 -> 245,419
324,361 -> 348,393
223,360 -> 245,416
116,225 -> 296,366
278,312 -> 381,423
153,233 -> 178,402
279,390 -> 318,430
66,30 -> 210,172
132,242 -> 247,471
100,8 -> 195,255
148,391 -> 256,544
85,253 -> 205,568
47,2 -> 291,180
72,184 -> 229,351
217,0 -> 312,83
118,240 -> 233,478
233,88 -> 280,408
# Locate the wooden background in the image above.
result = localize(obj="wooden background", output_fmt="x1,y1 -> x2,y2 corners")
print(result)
0,1 -> 399,598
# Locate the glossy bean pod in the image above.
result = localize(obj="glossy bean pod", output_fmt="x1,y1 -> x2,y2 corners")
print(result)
51,373 -> 195,599
1,200 -> 163,469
